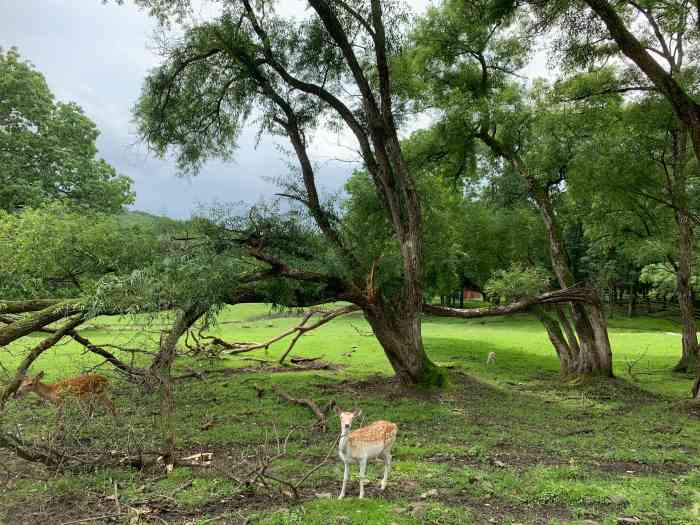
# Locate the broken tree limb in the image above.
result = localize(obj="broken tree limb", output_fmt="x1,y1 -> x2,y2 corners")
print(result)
197,305 -> 360,363
173,361 -> 339,381
278,305 -> 359,364
0,301 -> 84,348
0,315 -> 86,409
67,332 -> 146,378
423,285 -> 599,319
0,316 -> 147,379
0,428 -> 63,467
0,299 -> 62,315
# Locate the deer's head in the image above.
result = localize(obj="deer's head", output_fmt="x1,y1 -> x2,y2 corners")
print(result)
335,406 -> 362,435
15,371 -> 45,398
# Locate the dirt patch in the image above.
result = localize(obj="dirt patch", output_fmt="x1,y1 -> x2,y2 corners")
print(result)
592,458 -> 693,476
174,361 -> 344,381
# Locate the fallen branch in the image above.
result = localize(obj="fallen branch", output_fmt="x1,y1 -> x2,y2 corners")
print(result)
196,305 -> 360,363
0,316 -> 147,379
0,428 -> 63,467
0,299 -> 61,315
278,305 -> 359,364
257,386 -> 335,432
0,301 -> 84,347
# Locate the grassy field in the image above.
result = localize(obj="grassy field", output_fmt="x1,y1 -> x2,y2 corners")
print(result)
1,305 -> 699,524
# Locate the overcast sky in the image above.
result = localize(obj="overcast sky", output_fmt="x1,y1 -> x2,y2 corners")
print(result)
1,0 -> 547,218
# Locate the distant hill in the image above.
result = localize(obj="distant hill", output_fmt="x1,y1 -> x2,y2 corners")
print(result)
118,210 -> 181,228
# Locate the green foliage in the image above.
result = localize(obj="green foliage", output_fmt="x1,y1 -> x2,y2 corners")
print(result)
134,0 -> 413,175
0,48 -> 134,212
0,203 -> 163,299
484,264 -> 551,302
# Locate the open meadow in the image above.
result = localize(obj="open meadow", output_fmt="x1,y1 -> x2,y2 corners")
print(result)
1,305 -> 699,525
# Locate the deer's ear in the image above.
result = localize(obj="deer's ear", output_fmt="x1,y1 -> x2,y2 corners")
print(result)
34,371 -> 45,381
352,408 -> 362,418
334,405 -> 343,416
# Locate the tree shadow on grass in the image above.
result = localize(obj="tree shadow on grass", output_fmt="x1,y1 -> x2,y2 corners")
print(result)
424,335 -> 666,406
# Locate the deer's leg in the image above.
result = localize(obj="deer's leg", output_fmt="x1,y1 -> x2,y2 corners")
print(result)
339,462 -> 349,499
100,393 -> 117,417
55,403 -> 65,432
380,452 -> 391,491
358,458 -> 367,499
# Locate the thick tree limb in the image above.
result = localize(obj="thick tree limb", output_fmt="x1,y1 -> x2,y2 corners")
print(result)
0,301 -> 83,348
0,315 -> 86,409
584,0 -> 700,131
423,286 -> 599,319
0,299 -> 61,315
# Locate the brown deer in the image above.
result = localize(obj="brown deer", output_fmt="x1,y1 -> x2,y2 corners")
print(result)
16,371 -> 116,417
335,407 -> 397,499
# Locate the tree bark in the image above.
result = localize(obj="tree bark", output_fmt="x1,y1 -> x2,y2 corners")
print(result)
675,214 -> 699,372
670,123 -> 699,373
149,306 -> 205,467
0,301 -> 83,347
364,301 -> 445,387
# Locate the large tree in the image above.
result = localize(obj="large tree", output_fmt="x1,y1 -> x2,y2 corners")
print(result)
131,0 -> 446,385
0,48 -> 134,213
406,0 -> 615,377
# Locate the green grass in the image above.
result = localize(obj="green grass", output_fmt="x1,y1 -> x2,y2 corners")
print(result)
1,305 -> 699,524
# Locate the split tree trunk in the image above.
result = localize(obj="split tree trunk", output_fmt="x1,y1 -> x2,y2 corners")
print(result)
477,132 -> 614,378
532,179 -> 613,378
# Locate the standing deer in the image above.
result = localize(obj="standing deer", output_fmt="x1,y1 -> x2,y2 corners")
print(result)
335,406 -> 397,499
15,371 -> 116,417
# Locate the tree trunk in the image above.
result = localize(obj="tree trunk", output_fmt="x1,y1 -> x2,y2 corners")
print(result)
665,121 -> 700,373
536,187 -> 614,378
149,306 -> 204,467
476,132 -> 614,378
364,302 -> 445,387
674,211 -> 699,372
535,307 -> 577,375
627,285 -> 637,317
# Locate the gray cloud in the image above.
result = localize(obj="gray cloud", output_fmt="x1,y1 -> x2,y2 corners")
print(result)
2,0 -> 546,218
1,0 -> 360,218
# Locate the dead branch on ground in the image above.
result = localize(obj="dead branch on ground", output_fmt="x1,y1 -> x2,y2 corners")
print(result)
255,385 -> 335,432
196,305 -> 360,364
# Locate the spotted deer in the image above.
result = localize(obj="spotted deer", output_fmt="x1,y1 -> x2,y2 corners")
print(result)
15,371 -> 116,417
335,407 -> 397,499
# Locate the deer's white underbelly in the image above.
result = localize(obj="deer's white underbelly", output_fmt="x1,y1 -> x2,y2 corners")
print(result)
340,441 -> 390,463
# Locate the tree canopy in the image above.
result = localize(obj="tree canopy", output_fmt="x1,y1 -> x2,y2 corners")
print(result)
0,48 -> 134,213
